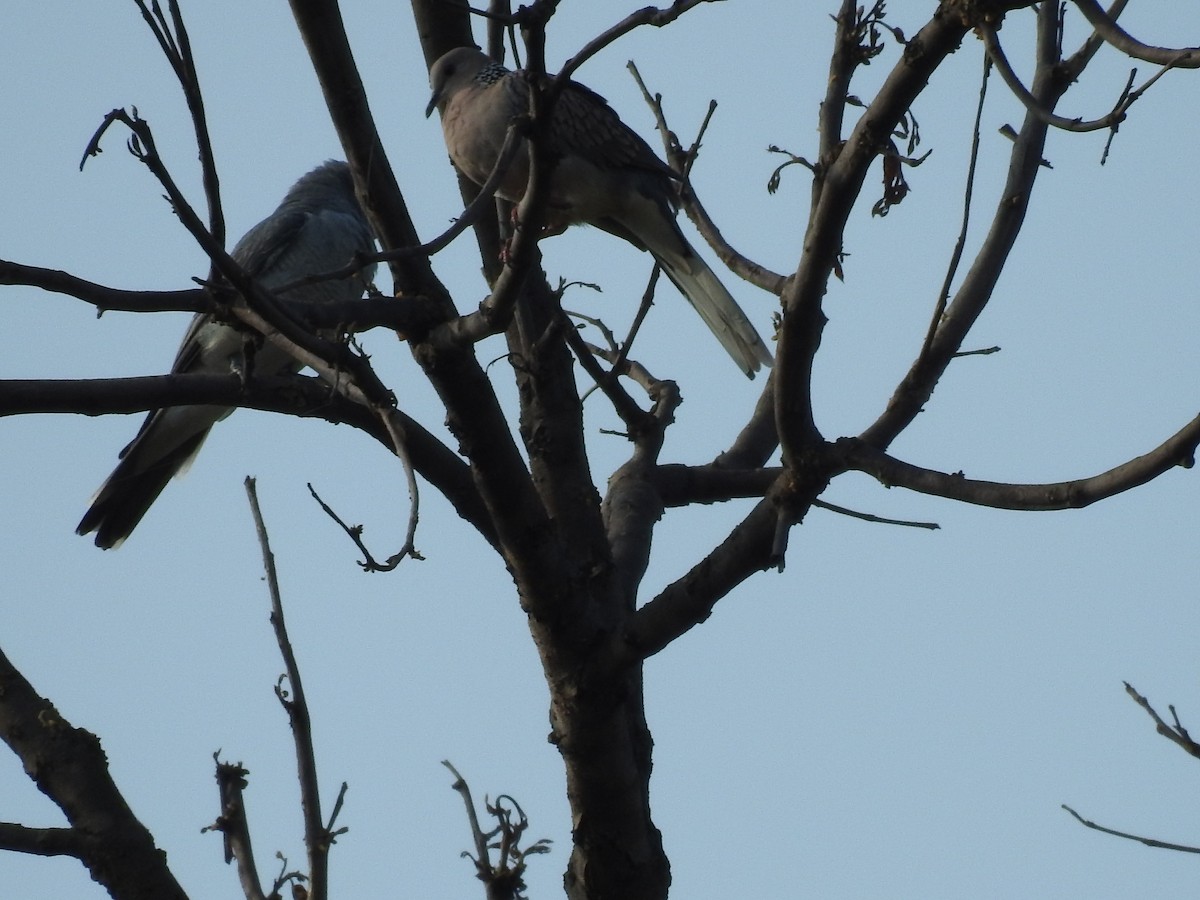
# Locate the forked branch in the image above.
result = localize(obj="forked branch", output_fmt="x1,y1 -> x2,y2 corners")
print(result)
244,478 -> 348,900
0,647 -> 187,898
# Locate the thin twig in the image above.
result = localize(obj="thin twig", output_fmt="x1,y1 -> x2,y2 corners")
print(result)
244,477 -> 333,900
379,408 -> 424,565
626,61 -> 786,293
1124,682 -> 1200,759
306,482 -> 418,572
562,320 -> 654,435
442,761 -> 492,874
918,54 -> 990,369
132,0 -> 225,248
813,499 -> 938,530
612,264 -> 662,380
1062,804 -> 1200,854
555,0 -> 715,85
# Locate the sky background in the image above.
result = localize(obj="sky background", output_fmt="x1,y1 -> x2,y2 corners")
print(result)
3,3 -> 1200,898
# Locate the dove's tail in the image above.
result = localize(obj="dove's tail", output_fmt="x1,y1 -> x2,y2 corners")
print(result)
76,407 -> 223,549
649,238 -> 774,378
666,263 -> 774,378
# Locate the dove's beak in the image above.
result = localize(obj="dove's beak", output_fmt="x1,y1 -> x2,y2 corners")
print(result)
425,91 -> 439,119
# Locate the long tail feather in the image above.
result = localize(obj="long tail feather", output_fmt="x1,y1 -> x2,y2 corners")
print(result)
76,411 -> 217,549
651,244 -> 773,378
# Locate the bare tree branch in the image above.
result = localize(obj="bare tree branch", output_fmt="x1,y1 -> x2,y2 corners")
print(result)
286,0 -> 440,302
917,53 -> 990,370
712,369 -> 779,469
840,415 -> 1200,511
1,257 -> 441,333
980,22 -> 1184,138
819,0 -> 867,164
627,62 -> 788,294
603,366 -> 680,604
1124,682 -> 1200,760
655,463 -> 777,505
564,326 -> 655,435
1069,0 -> 1200,67
0,646 -> 188,898
0,373 -> 495,547
0,258 -> 206,313
204,758 -> 269,900
1062,804 -> 1200,854
861,3 -> 1063,450
1062,0 -> 1131,78
617,493 -> 779,664
0,824 -> 83,858
245,478 -> 341,900
442,761 -> 551,900
556,0 -> 718,84
132,0 -> 225,248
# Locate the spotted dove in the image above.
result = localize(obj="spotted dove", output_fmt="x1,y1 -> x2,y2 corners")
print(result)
77,160 -> 376,548
426,47 -> 773,378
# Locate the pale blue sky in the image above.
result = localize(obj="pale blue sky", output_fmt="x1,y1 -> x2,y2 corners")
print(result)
3,4 -> 1200,898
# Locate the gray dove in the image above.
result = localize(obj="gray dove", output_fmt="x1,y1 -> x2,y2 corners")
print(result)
425,47 -> 773,378
77,160 -> 376,549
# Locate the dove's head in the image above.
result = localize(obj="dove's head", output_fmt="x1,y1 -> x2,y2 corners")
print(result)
426,46 -> 498,118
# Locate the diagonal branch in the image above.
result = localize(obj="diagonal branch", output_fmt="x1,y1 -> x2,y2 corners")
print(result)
861,3 -> 1063,450
916,52 -> 990,370
1124,682 -> 1200,760
0,646 -> 188,898
712,369 -> 779,469
819,0 -> 866,165
285,0 -> 438,300
132,0 -> 225,247
1061,804 -> 1200,854
626,62 -> 787,295
1062,0 -> 1130,78
555,0 -> 717,84
614,493 -> 780,666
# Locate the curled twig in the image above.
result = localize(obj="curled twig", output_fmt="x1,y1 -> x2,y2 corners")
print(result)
1069,0 -> 1200,68
441,761 -> 551,900
981,20 -> 1188,163
306,481 -> 422,572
